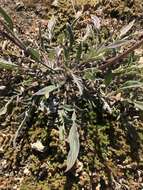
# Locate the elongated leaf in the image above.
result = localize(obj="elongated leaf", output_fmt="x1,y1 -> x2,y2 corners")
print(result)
133,101 -> 143,111
34,84 -> 59,98
76,42 -> 82,63
28,48 -> 40,61
0,58 -> 17,70
71,73 -> 83,95
0,97 -> 13,116
104,70 -> 114,86
91,15 -> 101,30
59,123 -> 65,140
55,46 -> 62,58
0,7 -> 13,30
48,15 -> 56,40
119,20 -> 135,38
13,110 -> 29,148
71,10 -> 83,27
72,110 -> 76,122
65,112 -> 80,172
106,39 -> 133,49
62,104 -> 74,112
121,80 -> 143,90
63,45 -> 69,61
66,23 -> 74,48
113,63 -> 143,74
82,24 -> 92,41
58,109 -> 66,140
101,97 -> 112,114
127,99 -> 143,111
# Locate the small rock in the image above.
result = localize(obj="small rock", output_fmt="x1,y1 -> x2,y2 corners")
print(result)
23,167 -> 30,175
31,140 -> 45,152
0,86 -> 6,90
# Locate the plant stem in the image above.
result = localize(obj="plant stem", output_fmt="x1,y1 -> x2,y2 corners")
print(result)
0,19 -> 58,73
99,35 -> 143,70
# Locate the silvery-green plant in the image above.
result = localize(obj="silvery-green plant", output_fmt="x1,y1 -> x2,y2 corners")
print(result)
0,6 -> 143,172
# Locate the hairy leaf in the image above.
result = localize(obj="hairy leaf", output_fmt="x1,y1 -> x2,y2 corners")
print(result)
71,73 -> 83,95
120,80 -> 143,90
0,7 -> 13,30
104,71 -> 114,86
28,48 -> 40,61
82,24 -> 92,41
0,97 -> 14,116
59,123 -> 65,140
66,23 -> 74,48
119,20 -> 135,38
34,84 -> 59,98
76,42 -> 82,63
91,15 -> 101,30
65,112 -> 80,172
63,45 -> 69,62
133,101 -> 143,111
106,39 -> 133,49
48,15 -> 56,41
0,58 -> 17,70
13,110 -> 29,148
